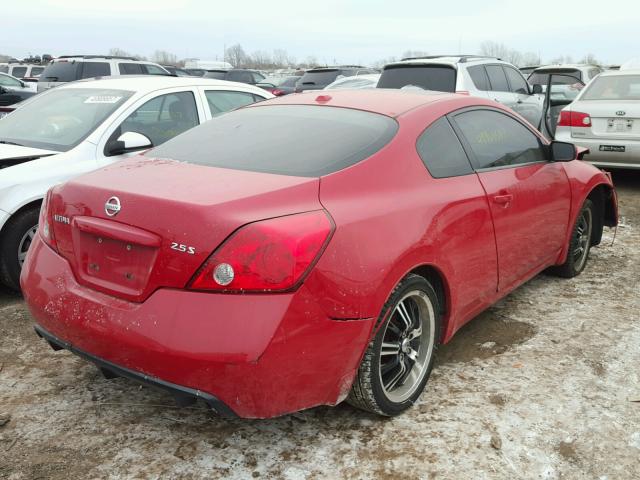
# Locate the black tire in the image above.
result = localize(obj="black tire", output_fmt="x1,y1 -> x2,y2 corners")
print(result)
550,199 -> 595,278
0,208 -> 39,291
347,274 -> 441,416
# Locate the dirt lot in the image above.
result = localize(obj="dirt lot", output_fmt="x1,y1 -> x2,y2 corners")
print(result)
1,171 -> 639,480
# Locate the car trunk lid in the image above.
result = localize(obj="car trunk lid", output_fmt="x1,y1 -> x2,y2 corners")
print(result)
571,100 -> 640,140
49,157 -> 321,302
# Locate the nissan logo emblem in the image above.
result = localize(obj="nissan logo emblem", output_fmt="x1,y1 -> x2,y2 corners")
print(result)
105,196 -> 121,217
616,111 -> 626,116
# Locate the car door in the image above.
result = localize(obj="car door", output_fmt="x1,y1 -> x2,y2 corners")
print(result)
416,116 -> 499,321
485,65 -> 517,108
450,108 -> 572,292
504,65 -> 543,128
97,89 -> 204,165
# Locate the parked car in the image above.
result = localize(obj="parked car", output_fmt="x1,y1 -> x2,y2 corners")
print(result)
377,55 -> 545,130
0,63 -> 46,82
528,64 -> 602,87
0,73 -> 37,107
185,68 -> 206,77
257,75 -> 300,95
295,66 -> 377,92
325,74 -> 380,90
162,65 -> 192,77
203,69 -> 265,85
22,89 -> 616,419
555,69 -> 640,169
0,76 -> 272,290
37,56 -> 170,92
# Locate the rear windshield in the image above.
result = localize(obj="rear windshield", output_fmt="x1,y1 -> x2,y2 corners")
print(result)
529,70 -> 582,85
39,62 -> 80,82
299,69 -> 341,86
147,105 -> 398,177
204,71 -> 226,79
581,75 -> 640,100
378,65 -> 457,92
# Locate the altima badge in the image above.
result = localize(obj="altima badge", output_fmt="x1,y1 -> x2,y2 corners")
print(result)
616,111 -> 626,116
105,196 -> 121,217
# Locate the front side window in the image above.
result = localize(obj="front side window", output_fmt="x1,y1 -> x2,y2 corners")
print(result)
485,66 -> 509,92
81,62 -> 110,79
108,91 -> 198,153
147,105 -> 398,177
504,67 -> 529,94
204,90 -> 262,117
30,66 -> 45,77
416,117 -> 473,178
453,109 -> 547,169
119,63 -> 144,75
0,88 -> 133,151
143,64 -> 167,75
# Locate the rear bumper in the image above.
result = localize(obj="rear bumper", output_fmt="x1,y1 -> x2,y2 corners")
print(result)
34,324 -> 237,417
556,130 -> 640,169
21,234 -> 373,418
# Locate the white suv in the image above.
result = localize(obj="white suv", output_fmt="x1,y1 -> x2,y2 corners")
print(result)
37,56 -> 170,92
0,63 -> 46,81
0,75 -> 272,290
377,55 -> 545,129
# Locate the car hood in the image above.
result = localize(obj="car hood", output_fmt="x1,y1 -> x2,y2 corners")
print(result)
0,144 -> 58,165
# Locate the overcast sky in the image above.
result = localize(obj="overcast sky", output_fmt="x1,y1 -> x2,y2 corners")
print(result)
4,0 -> 639,65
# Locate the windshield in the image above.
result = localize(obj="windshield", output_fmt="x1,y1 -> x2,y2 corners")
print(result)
378,65 -> 457,92
39,61 -> 80,82
0,88 -> 133,151
147,105 -> 398,177
581,75 -> 640,100
299,70 -> 341,86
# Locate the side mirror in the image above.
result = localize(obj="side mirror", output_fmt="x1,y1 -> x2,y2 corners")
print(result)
106,131 -> 153,156
531,84 -> 543,94
550,141 -> 577,162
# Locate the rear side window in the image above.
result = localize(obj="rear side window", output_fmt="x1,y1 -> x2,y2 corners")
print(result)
468,65 -> 489,91
81,62 -> 110,79
11,67 -> 27,78
504,67 -> 529,94
204,71 -> 226,79
0,66 -> 8,74
148,105 -> 399,177
119,63 -> 144,75
485,66 -> 509,92
30,66 -> 45,76
39,62 -> 80,82
378,65 -> 456,92
204,90 -> 262,116
226,70 -> 254,83
529,70 -> 583,85
453,109 -> 547,169
416,117 -> 473,178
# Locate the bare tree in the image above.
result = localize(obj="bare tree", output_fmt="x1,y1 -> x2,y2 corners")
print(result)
479,41 -> 540,67
580,53 -> 600,65
249,50 -> 273,69
550,55 -> 574,65
152,50 -> 178,65
401,50 -> 429,60
372,56 -> 398,68
108,47 -> 146,60
272,49 -> 295,68
225,44 -> 248,68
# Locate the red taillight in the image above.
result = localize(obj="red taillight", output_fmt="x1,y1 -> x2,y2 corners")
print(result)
39,189 -> 57,251
557,110 -> 592,128
188,210 -> 334,292
272,88 -> 284,96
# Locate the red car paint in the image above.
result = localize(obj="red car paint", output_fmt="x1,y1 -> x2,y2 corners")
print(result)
21,90 -> 617,418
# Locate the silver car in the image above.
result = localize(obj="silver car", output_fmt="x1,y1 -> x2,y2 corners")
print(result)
555,69 -> 640,169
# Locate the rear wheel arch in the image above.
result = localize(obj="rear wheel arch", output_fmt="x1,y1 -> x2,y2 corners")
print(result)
1,199 -> 43,237
585,184 -> 616,246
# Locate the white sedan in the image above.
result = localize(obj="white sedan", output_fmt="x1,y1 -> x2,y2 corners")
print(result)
0,75 -> 272,290
555,69 -> 640,170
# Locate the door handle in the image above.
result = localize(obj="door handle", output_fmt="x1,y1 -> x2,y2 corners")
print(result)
493,194 -> 513,205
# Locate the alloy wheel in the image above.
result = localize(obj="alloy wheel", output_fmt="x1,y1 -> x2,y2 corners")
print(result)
18,225 -> 38,267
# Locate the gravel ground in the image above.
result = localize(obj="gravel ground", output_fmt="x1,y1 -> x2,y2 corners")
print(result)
1,170 -> 639,480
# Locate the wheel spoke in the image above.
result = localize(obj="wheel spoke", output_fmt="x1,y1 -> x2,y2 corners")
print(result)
408,325 -> 422,340
384,358 -> 407,391
406,347 -> 419,361
381,341 -> 401,356
381,356 -> 400,375
395,300 -> 413,331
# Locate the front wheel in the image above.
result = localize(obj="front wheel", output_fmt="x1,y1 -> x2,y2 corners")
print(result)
347,274 -> 441,416
0,208 -> 39,291
550,199 -> 594,278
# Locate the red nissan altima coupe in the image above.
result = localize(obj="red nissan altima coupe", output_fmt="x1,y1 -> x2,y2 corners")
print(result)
21,90 -> 617,418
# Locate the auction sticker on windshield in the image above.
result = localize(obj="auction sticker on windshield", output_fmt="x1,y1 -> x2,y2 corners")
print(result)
84,96 -> 123,104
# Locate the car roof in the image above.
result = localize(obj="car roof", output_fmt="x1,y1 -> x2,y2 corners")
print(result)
385,55 -> 508,69
250,88 -> 466,117
596,68 -> 640,77
58,75 -> 269,92
533,64 -> 598,71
